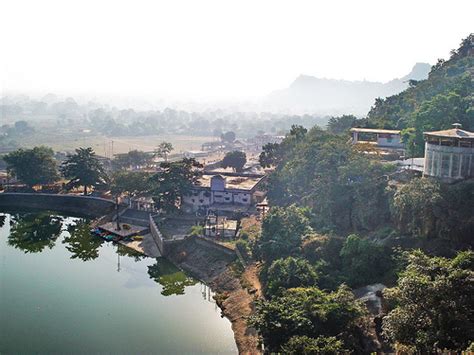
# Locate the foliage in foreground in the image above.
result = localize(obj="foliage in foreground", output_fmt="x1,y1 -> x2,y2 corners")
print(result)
281,335 -> 345,354
251,285 -> 367,353
383,250 -> 474,352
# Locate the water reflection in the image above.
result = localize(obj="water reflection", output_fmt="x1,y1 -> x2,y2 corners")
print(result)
147,258 -> 198,296
62,220 -> 104,261
117,243 -> 146,262
8,212 -> 63,253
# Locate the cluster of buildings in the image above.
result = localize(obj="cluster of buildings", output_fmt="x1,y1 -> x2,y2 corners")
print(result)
182,173 -> 266,214
350,123 -> 474,183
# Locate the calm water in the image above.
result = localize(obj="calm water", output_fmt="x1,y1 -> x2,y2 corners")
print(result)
0,211 -> 237,354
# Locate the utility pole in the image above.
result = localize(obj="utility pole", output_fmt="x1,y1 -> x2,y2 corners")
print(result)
115,195 -> 121,231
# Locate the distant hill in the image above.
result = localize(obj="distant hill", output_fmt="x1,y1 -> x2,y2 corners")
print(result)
263,63 -> 431,115
365,34 -> 473,155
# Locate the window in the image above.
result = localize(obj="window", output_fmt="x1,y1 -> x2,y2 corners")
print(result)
432,152 -> 439,176
441,154 -> 450,177
461,155 -> 470,177
452,154 -> 460,177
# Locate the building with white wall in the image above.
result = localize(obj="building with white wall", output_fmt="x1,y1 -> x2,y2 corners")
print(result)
423,124 -> 474,182
182,173 -> 265,212
350,128 -> 404,149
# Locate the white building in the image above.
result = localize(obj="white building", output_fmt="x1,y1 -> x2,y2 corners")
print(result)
350,128 -> 404,149
423,124 -> 474,182
182,173 -> 265,212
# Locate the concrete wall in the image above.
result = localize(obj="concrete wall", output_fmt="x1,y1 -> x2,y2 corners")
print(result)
0,193 -> 115,217
193,236 -> 237,257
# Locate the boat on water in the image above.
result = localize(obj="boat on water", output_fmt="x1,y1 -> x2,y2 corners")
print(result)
90,228 -> 120,242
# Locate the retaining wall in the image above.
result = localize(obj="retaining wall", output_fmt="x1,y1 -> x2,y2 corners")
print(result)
0,193 -> 115,217
193,236 -> 237,257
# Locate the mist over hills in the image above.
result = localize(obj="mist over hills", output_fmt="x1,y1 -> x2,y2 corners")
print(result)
264,62 -> 431,116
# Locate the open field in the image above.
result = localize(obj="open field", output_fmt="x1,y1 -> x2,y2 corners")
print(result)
19,133 -> 217,157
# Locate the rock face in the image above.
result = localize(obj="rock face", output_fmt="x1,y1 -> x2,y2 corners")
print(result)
353,283 -> 386,316
264,63 -> 431,115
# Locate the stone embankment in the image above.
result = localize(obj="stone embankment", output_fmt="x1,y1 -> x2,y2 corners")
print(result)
0,193 -> 115,217
167,238 -> 262,354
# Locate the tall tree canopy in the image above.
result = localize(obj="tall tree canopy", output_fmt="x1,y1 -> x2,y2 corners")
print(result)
222,150 -> 247,172
148,158 -> 202,212
110,170 -> 151,197
113,150 -> 152,169
256,205 -> 312,262
154,142 -> 173,162
251,285 -> 366,353
60,147 -> 107,195
326,115 -> 358,135
263,127 -> 393,233
4,146 -> 59,188
383,250 -> 474,352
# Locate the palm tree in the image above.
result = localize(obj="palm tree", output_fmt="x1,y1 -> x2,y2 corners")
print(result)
154,142 -> 174,162
61,147 -> 107,195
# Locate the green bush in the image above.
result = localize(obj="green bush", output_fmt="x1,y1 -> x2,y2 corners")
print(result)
189,225 -> 204,236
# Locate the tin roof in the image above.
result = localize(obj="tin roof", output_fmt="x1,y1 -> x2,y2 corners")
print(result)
350,128 -> 401,134
424,128 -> 474,139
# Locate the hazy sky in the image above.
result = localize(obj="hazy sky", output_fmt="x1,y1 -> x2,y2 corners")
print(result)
1,0 -> 472,100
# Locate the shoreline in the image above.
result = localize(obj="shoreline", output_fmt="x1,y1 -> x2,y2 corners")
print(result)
0,194 -> 261,354
167,238 -> 262,354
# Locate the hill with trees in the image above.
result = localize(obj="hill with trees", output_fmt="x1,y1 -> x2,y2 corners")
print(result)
365,34 -> 473,156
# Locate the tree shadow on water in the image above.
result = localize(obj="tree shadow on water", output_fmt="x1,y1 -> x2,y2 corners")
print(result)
8,212 -> 63,253
147,258 -> 198,296
62,220 -> 104,262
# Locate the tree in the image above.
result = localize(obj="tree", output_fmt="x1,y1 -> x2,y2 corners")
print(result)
266,257 -> 318,297
113,150 -> 152,169
392,178 -> 442,238
222,150 -> 246,172
221,131 -> 236,143
251,285 -> 366,352
110,170 -> 151,198
154,142 -> 173,162
327,115 -> 357,135
339,234 -> 393,287
60,147 -> 107,195
256,205 -> 312,262
148,158 -> 202,212
281,335 -> 345,354
4,146 -> 59,188
382,250 -> 474,352
265,127 -> 393,232
259,142 -> 283,168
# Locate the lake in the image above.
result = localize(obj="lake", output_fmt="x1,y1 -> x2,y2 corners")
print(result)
0,211 -> 237,354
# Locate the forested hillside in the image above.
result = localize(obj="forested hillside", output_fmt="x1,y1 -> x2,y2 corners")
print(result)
365,35 -> 473,155
254,125 -> 474,352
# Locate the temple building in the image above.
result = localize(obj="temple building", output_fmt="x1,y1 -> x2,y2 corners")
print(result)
182,173 -> 266,212
423,123 -> 474,182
